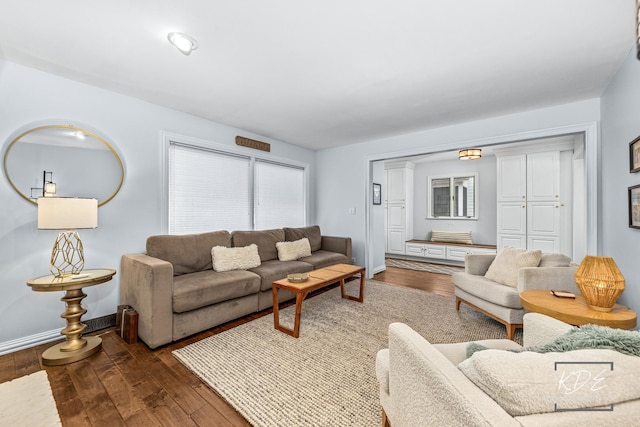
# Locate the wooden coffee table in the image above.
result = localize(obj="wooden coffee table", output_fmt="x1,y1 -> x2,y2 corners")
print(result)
272,264 -> 365,337
520,290 -> 637,329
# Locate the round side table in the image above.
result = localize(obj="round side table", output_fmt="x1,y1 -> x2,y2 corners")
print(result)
520,289 -> 637,330
27,268 -> 116,366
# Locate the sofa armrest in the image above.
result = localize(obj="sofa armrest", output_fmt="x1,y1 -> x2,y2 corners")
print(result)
320,235 -> 352,262
386,322 -> 518,427
120,253 -> 174,349
517,265 -> 579,294
522,313 -> 574,348
464,254 -> 496,276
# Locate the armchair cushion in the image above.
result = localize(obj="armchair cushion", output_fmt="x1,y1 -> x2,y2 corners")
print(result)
485,247 -> 542,287
283,225 -> 322,251
459,348 -> 640,416
539,253 -> 571,267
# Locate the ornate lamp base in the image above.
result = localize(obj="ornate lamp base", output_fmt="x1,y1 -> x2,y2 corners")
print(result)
41,288 -> 101,366
50,230 -> 85,277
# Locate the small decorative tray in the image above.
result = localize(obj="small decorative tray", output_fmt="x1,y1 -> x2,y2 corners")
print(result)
287,273 -> 309,283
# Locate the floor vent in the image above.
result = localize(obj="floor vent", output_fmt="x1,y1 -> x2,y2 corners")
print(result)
84,313 -> 116,334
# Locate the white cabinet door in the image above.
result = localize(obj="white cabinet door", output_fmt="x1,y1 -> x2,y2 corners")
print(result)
387,229 -> 406,254
497,202 -> 526,234
527,151 -> 560,201
446,246 -> 469,262
423,244 -> 447,259
527,201 -> 559,235
386,168 -> 406,203
498,234 -> 526,251
528,235 -> 560,253
405,243 -> 425,257
497,155 -> 526,201
387,204 -> 405,228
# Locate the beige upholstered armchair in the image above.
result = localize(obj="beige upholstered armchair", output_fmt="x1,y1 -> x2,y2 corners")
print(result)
452,252 -> 579,339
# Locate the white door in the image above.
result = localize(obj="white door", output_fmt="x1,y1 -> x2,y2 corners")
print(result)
527,151 -> 560,201
527,201 -> 560,235
497,202 -> 526,234
497,155 -> 526,201
387,204 -> 405,228
387,229 -> 406,254
386,168 -> 406,203
528,235 -> 560,253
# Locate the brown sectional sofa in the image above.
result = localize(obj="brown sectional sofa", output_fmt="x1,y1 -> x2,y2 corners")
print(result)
120,226 -> 352,349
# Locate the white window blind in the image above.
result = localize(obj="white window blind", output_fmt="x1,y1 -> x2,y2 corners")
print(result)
168,142 -> 251,234
254,160 -> 305,230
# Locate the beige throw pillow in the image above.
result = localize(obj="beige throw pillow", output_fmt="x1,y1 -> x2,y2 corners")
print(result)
211,244 -> 261,272
484,247 -> 542,287
430,230 -> 473,244
276,238 -> 312,261
458,348 -> 640,416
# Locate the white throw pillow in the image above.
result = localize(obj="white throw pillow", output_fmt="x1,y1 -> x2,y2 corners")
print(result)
458,348 -> 640,416
484,246 -> 542,287
211,244 -> 261,272
276,238 -> 312,261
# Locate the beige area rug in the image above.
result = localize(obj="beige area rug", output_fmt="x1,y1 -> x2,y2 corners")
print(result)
173,279 -> 521,427
385,257 -> 464,275
0,370 -> 61,427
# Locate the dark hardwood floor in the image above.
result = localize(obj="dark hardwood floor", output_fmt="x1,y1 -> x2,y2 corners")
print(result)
1,264 -> 453,426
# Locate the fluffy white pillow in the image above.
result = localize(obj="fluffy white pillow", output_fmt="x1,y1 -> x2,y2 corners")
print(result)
211,244 -> 261,272
276,238 -> 312,261
458,348 -> 640,416
484,246 -> 542,287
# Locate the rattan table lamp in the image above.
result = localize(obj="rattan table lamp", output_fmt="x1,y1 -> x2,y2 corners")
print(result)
575,255 -> 625,312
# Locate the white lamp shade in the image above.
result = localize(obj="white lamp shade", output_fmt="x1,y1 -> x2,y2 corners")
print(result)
38,197 -> 98,230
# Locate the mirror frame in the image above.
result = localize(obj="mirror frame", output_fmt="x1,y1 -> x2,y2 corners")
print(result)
3,124 -> 124,207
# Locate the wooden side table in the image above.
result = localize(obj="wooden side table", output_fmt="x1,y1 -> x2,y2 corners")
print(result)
520,290 -> 637,330
27,268 -> 116,365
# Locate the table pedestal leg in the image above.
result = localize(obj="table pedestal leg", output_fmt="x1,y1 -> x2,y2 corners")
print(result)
41,288 -> 102,366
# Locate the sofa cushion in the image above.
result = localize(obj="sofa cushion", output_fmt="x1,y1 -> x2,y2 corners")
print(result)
431,230 -> 473,244
276,238 -> 312,261
249,259 -> 313,291
172,269 -> 261,313
452,272 -> 522,309
484,247 -> 542,287
147,230 -> 231,276
298,250 -> 350,269
232,229 -> 284,262
458,348 -> 640,416
211,244 -> 261,272
284,225 -> 322,252
538,253 -> 571,267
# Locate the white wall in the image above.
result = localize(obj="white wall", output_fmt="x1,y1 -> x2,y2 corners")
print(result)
0,59 -> 316,351
412,156 -> 497,244
316,99 -> 600,280
370,160 -> 386,273
600,48 -> 640,314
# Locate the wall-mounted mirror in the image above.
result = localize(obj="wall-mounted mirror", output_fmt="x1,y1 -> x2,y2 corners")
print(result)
3,124 -> 124,206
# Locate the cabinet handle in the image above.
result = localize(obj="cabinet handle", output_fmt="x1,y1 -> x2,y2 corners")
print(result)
555,195 -> 559,198
561,204 -> 565,207
522,196 -> 525,199
555,205 -> 559,208
522,205 -> 526,208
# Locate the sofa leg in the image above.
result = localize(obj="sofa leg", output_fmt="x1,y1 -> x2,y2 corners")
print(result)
455,296 -> 461,311
382,409 -> 391,427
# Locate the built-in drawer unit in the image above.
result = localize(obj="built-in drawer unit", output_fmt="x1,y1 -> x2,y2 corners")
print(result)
404,240 -> 497,264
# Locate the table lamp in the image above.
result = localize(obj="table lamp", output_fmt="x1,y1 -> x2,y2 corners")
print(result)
575,255 -> 625,312
37,197 -> 98,277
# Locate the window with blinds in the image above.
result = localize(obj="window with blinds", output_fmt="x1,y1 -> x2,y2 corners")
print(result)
427,174 -> 478,219
168,140 -> 306,234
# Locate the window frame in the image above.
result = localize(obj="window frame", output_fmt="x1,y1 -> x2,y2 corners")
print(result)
426,173 -> 478,220
161,132 -> 309,234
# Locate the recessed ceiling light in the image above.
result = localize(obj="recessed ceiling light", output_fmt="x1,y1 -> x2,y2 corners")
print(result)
167,32 -> 198,56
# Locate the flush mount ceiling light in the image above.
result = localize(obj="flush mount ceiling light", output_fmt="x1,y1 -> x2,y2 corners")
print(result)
458,148 -> 482,160
167,32 -> 198,55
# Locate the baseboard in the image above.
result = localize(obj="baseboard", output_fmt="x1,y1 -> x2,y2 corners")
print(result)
0,313 -> 117,356
372,264 -> 386,275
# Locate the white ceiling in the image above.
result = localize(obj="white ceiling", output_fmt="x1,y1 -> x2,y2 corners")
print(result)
0,1 -> 634,150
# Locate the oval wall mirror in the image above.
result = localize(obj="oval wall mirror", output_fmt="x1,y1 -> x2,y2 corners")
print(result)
3,124 -> 124,206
